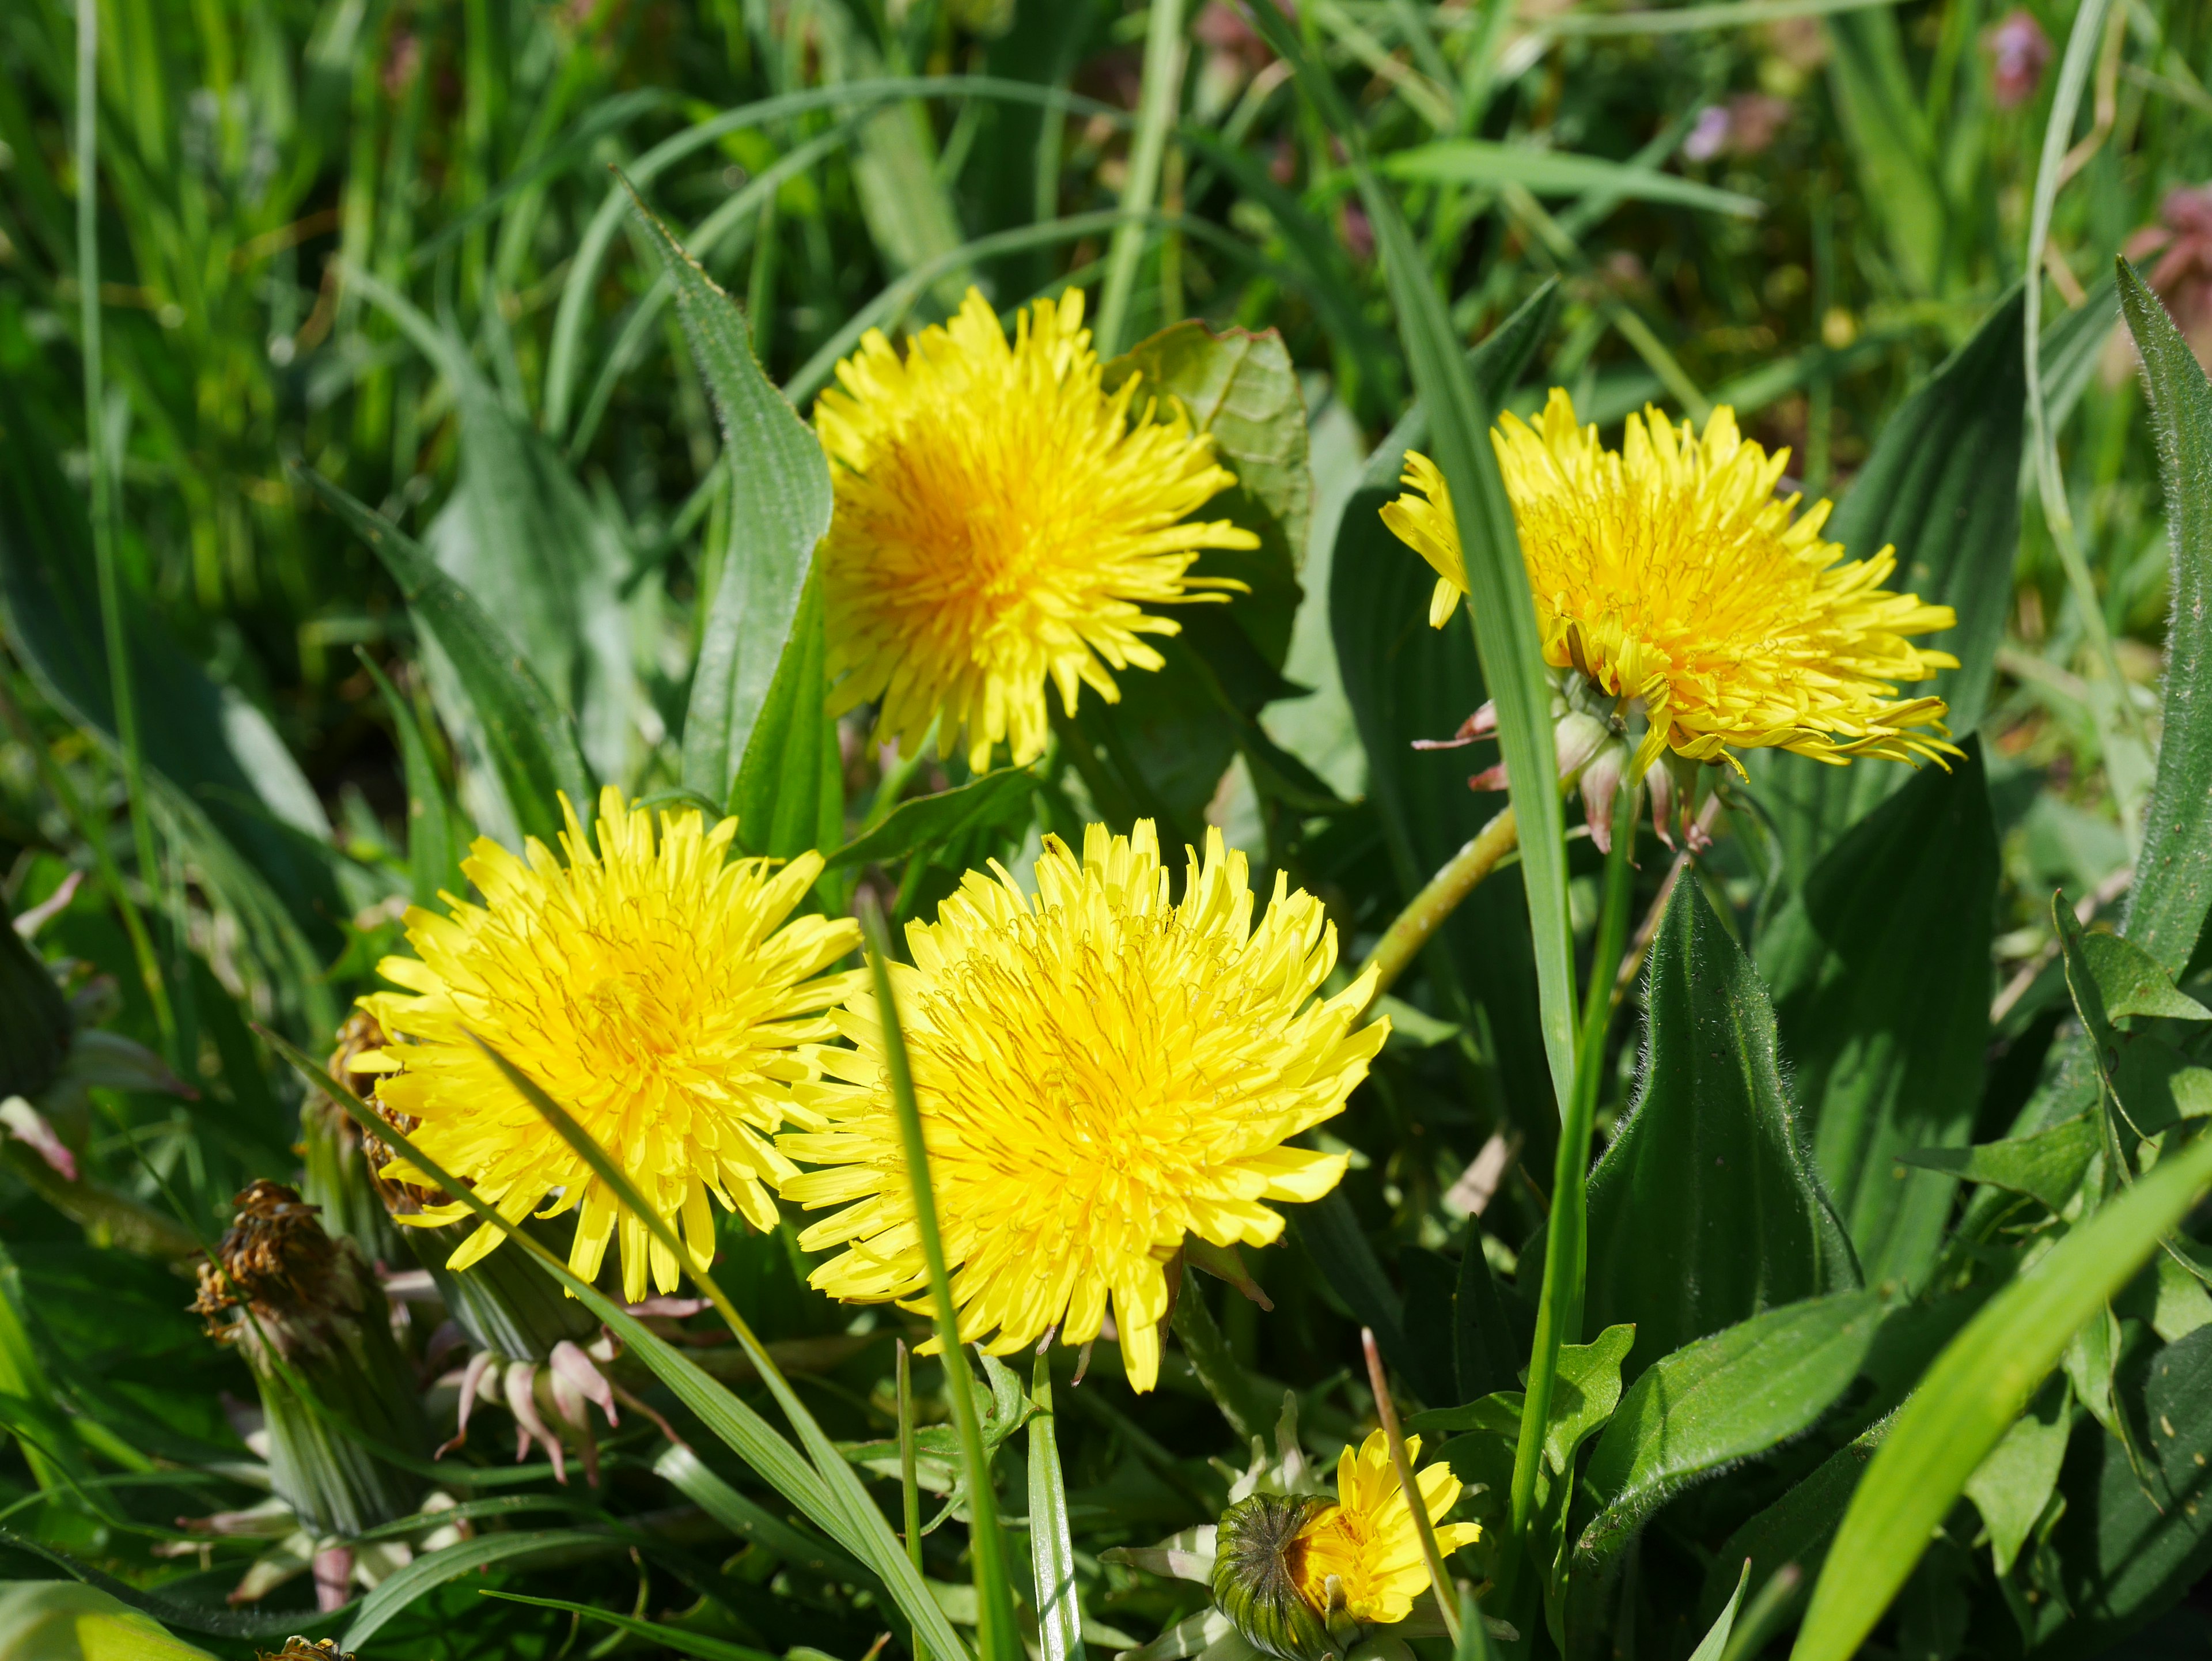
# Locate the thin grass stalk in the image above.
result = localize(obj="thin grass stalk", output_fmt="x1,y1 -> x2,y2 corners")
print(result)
1505,789 -> 1638,1557
857,897 -> 1021,1661
1361,1329 -> 1460,1644
1355,807 -> 1518,1015
74,0 -> 170,1062
2023,0 -> 2149,777
897,1338 -> 927,1661
1096,0 -> 1185,357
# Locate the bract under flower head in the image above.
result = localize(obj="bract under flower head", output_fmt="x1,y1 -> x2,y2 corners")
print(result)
357,788 -> 860,1304
1286,1432 -> 1480,1626
778,822 -> 1387,1392
1382,389 -> 1961,777
815,286 -> 1256,773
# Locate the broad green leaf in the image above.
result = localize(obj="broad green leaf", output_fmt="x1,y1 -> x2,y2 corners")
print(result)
0,377 -> 343,971
2035,1325 -> 2212,1652
2117,260 -> 2212,975
1821,10 -> 1942,296
1578,1292 -> 1885,1568
1762,740 -> 1998,1286
293,468 -> 592,851
2059,901 -> 2212,1141
479,1591 -> 775,1661
1963,1376 -> 2070,1577
627,188 -> 834,811
1381,140 -> 1762,218
1894,1111 -> 2101,1215
1546,1323 -> 1634,1474
0,1581 -> 218,1661
2078,930 -> 2212,1023
1789,1125 -> 2212,1661
730,572 -> 843,859
1696,1416 -> 1891,1633
342,1530 -> 618,1649
1750,294 -> 2026,884
1027,1354 -> 1082,1661
1330,284 -> 1560,1145
828,770 -> 1036,871
358,653 -> 464,907
1586,879 -> 1860,1372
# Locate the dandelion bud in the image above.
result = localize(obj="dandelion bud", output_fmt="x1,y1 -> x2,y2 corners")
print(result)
194,1181 -> 429,1540
1211,1494 -> 1340,1661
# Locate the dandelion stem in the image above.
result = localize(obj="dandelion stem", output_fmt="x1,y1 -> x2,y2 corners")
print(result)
1361,1328 -> 1460,1644
1504,790 -> 1637,1560
1356,807 -> 1519,1013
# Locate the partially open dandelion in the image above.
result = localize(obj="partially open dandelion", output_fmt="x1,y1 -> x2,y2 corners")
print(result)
778,821 -> 1386,1391
1213,1431 -> 1480,1658
1384,390 -> 1960,784
357,788 -> 859,1303
816,287 -> 1257,773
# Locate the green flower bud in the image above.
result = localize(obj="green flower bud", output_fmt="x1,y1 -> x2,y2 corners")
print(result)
1211,1494 -> 1340,1661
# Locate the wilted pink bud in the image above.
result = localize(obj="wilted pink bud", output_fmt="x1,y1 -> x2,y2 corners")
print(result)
1684,106 -> 1731,164
1986,9 -> 2051,109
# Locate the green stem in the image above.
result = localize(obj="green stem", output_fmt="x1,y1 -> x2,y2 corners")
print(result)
897,1338 -> 927,1661
1362,1329 -> 1461,1644
859,899 -> 1019,1661
1503,790 -> 1638,1552
1355,807 -> 1518,1014
73,0 -> 169,1064
1094,0 -> 1184,356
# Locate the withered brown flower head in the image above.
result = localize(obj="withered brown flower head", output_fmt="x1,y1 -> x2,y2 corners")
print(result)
193,1180 -> 342,1333
258,1641 -> 357,1661
328,1009 -> 388,1102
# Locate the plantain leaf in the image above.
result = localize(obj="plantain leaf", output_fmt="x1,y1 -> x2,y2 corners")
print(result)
293,468 -> 592,850
1330,284 -> 1560,1151
627,186 -> 834,811
1577,1292 -> 1885,1570
2118,258 -> 2212,977
1761,740 -> 1998,1287
730,572 -> 843,860
1750,294 -> 2026,887
1586,879 -> 1860,1375
1788,1126 -> 2212,1661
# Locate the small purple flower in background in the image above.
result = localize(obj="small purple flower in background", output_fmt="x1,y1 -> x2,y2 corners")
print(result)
1685,105 -> 1732,163
1986,8 -> 2052,110
2118,184 -> 2212,372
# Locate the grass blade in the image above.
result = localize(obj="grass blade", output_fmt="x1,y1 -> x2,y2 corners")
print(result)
479,1590 -> 779,1661
856,898 -> 1022,1661
1028,1350 -> 1082,1661
1789,1126 -> 2212,1661
1381,141 -> 1762,218
1096,0 -> 1185,356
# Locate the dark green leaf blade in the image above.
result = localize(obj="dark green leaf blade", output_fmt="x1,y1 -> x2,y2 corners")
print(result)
1586,879 -> 1860,1374
1761,740 -> 1999,1287
1578,1292 -> 1885,1569
627,183 -> 835,809
2117,257 -> 2212,976
829,770 -> 1037,872
1893,1112 -> 2101,1215
292,467 -> 592,849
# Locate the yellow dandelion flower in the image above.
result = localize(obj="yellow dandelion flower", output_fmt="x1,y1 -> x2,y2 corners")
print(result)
1287,1432 -> 1482,1627
777,821 -> 1387,1392
356,788 -> 859,1304
1381,389 -> 1960,773
815,286 -> 1257,774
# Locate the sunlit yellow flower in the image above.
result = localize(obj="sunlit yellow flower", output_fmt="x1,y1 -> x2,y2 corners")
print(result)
778,822 -> 1385,1392
357,788 -> 859,1303
815,287 -> 1256,774
1382,389 -> 1960,774
1287,1432 -> 1482,1626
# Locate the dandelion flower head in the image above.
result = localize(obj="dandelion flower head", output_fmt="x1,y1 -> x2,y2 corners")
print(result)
1287,1431 -> 1482,1626
1382,389 -> 1960,773
815,287 -> 1257,773
778,821 -> 1387,1392
357,788 -> 859,1303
